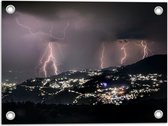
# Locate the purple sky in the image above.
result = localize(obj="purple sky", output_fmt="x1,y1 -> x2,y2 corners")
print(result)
2,2 -> 167,83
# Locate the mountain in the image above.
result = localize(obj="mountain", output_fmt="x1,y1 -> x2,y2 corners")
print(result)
2,55 -> 167,105
120,54 -> 167,74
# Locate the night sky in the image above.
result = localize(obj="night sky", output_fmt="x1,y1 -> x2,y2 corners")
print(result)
2,2 -> 167,83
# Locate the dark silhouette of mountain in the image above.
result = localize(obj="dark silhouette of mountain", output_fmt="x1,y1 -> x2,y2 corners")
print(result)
2,54 -> 167,123
2,54 -> 167,105
120,54 -> 167,74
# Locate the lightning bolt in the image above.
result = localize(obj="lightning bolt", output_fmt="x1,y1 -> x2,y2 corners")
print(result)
16,18 -> 34,35
15,18 -> 41,40
16,17 -> 69,77
140,40 -> 149,59
100,42 -> 105,69
16,18 -> 69,41
134,40 -> 152,60
40,22 -> 69,77
59,21 -> 69,40
120,42 -> 128,65
42,42 -> 58,77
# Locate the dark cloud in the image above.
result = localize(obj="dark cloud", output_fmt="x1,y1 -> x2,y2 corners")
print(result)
2,2 -> 167,42
2,2 -> 167,82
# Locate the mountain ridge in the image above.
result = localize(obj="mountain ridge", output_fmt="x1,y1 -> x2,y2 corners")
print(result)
2,54 -> 167,105
120,54 -> 167,74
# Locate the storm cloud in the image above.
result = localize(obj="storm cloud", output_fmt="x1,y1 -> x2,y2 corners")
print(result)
2,2 -> 167,82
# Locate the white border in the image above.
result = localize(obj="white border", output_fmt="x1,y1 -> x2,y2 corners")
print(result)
0,0 -> 167,126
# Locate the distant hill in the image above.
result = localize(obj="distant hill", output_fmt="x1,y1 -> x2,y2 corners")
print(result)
2,54 -> 167,105
120,55 -> 167,74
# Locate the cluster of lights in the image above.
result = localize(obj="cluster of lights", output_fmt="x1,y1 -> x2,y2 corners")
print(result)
73,93 -> 96,104
2,83 -> 16,93
94,73 -> 165,105
2,68 -> 166,105
21,85 -> 35,91
97,86 -> 128,105
71,73 -> 165,105
36,71 -> 93,97
88,70 -> 102,77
